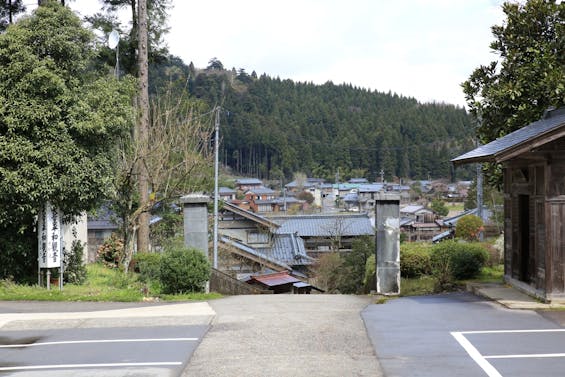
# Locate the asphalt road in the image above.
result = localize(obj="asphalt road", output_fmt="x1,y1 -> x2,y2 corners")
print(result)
362,292 -> 565,377
1,294 -> 563,377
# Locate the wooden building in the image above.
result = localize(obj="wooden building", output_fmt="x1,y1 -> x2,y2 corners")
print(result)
452,108 -> 565,303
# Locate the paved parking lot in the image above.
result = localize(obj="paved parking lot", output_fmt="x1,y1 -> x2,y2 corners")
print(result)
0,326 -> 207,376
452,329 -> 565,377
362,292 -> 565,377
0,302 -> 214,377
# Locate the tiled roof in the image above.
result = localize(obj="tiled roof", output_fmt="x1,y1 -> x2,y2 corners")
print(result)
246,187 -> 275,195
220,236 -> 291,270
452,107 -> 565,165
272,214 -> 374,237
219,187 -> 236,194
259,233 -> 315,266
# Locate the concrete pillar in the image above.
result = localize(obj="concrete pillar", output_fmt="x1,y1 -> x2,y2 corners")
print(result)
375,193 -> 400,295
181,194 -> 210,257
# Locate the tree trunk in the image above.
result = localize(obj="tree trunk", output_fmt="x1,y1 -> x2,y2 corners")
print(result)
136,0 -> 150,253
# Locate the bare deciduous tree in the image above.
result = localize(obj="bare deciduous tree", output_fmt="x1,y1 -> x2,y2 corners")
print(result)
113,90 -> 214,271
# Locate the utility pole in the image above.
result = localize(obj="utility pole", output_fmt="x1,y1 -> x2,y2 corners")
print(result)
476,139 -> 484,242
137,0 -> 150,253
213,106 -> 220,269
475,111 -> 485,241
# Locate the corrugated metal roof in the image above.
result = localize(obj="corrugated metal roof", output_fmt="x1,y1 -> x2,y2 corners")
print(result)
359,184 -> 384,192
452,107 -> 565,165
236,178 -> 263,185
349,178 -> 369,184
249,271 -> 301,286
272,214 -> 374,237
222,201 -> 280,228
400,205 -> 425,214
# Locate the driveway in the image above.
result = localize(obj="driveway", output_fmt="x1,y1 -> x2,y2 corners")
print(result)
182,294 -> 383,377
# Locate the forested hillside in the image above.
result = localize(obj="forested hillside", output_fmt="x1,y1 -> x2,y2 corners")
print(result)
154,58 -> 476,182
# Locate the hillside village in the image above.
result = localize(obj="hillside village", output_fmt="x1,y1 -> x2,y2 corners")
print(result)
87,174 -> 496,294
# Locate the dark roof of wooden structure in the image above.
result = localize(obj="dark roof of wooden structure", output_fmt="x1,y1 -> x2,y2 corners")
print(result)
452,107 -> 565,166
222,201 -> 280,229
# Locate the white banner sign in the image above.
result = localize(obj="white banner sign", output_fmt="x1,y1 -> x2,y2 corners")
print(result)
38,202 -> 62,268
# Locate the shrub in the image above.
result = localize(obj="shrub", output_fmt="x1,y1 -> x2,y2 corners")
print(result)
96,234 -> 124,268
0,221 -> 37,283
363,254 -> 376,291
400,242 -> 432,278
159,246 -> 210,294
64,240 -> 87,284
133,252 -> 162,283
338,236 -> 374,294
430,243 -> 455,291
430,241 -> 489,291
450,243 -> 489,280
456,215 -> 484,241
314,252 -> 342,293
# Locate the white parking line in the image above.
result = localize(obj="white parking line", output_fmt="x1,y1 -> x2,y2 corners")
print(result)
485,353 -> 565,359
0,362 -> 183,372
452,329 -> 565,377
451,332 -> 502,377
0,337 -> 198,348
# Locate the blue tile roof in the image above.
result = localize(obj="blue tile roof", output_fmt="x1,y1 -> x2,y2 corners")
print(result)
259,233 -> 315,266
272,214 -> 374,237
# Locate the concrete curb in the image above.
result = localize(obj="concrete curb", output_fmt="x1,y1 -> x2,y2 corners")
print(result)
466,282 -> 564,310
0,302 -> 216,329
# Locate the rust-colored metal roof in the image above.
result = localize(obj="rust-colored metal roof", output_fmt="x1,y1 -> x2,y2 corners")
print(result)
249,271 -> 301,287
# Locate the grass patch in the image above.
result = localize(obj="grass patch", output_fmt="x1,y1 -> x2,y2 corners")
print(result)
473,264 -> 504,283
400,276 -> 436,296
0,263 -> 221,302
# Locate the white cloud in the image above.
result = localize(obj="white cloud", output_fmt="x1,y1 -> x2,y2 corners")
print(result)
58,0 -> 506,107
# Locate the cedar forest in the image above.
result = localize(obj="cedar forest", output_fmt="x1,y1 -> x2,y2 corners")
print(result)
153,57 -> 476,183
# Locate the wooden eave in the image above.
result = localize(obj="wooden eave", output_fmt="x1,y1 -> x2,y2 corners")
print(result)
493,127 -> 565,164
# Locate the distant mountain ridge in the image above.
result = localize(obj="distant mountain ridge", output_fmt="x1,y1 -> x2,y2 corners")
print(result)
152,57 -> 475,182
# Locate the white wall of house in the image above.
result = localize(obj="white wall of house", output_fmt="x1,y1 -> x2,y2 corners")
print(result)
62,212 -> 88,264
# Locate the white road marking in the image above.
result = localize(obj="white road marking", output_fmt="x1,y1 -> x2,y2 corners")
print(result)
0,337 -> 198,348
452,329 -> 565,377
458,329 -> 565,335
451,332 -> 502,377
0,362 -> 182,372
485,353 -> 565,359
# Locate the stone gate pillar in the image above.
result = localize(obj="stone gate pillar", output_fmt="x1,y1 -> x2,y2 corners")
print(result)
375,193 -> 400,295
181,194 -> 210,257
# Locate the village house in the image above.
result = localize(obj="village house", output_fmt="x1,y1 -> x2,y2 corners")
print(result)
217,202 -> 315,278
234,178 -> 263,192
453,107 -> 565,303
271,213 -> 374,258
219,186 -> 236,202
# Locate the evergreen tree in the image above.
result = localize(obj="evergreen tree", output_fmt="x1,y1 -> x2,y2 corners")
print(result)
462,0 -> 564,186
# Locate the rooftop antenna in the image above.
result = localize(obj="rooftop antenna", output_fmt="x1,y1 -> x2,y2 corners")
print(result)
108,30 -> 120,79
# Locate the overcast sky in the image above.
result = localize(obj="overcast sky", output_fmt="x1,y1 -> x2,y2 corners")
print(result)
64,0 -> 506,108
